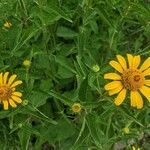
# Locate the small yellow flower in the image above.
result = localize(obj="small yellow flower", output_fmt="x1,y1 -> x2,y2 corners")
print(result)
104,54 -> 150,109
123,127 -> 130,134
23,59 -> 31,67
0,72 -> 23,110
92,64 -> 100,72
132,146 -> 136,150
132,146 -> 140,150
71,103 -> 81,113
4,21 -> 12,28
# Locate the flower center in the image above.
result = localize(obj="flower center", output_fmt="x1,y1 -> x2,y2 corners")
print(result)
122,69 -> 144,91
0,86 -> 12,101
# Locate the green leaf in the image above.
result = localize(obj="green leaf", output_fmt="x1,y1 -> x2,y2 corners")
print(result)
90,20 -> 98,34
37,119 -> 75,143
39,79 -> 53,92
35,54 -> 51,69
56,26 -> 78,38
47,90 -> 72,106
55,55 -> 76,74
18,122 -> 35,150
57,65 -> 75,78
31,6 -> 61,26
45,2 -> 72,23
28,91 -> 49,107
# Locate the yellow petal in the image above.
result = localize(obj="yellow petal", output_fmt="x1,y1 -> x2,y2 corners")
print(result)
144,80 -> 150,86
127,54 -> 133,69
132,55 -> 141,69
9,99 -> 17,108
11,95 -> 22,103
12,92 -> 22,97
12,88 -> 16,91
104,73 -> 121,80
108,85 -> 123,96
8,74 -> 17,86
139,86 -> 150,102
114,89 -> 127,106
116,55 -> 127,70
3,100 -> 8,110
3,72 -> 9,84
10,80 -> 22,88
140,57 -> 150,71
135,91 -> 143,109
132,146 -> 136,150
104,81 -> 122,90
0,73 -> 3,85
142,68 -> 150,76
109,60 -> 123,73
130,91 -> 136,107
131,91 -> 143,109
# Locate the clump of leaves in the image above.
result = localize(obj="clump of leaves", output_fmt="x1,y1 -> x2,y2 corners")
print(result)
0,0 -> 150,149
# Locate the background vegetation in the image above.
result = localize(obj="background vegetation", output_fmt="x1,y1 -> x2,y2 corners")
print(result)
0,0 -> 150,149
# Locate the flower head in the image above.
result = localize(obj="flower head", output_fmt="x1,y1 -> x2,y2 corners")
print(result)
104,54 -> 150,109
71,103 -> 81,113
132,146 -> 140,150
23,59 -> 31,67
0,72 -> 23,110
3,21 -> 12,28
123,127 -> 130,134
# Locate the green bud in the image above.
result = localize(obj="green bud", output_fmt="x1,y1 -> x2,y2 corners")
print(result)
22,100 -> 28,106
18,123 -> 23,128
92,64 -> 100,72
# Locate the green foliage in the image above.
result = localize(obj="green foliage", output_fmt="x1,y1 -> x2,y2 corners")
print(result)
0,0 -> 150,149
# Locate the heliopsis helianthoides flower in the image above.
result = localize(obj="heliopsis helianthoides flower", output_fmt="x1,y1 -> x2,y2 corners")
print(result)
104,54 -> 150,109
71,103 -> 81,113
132,146 -> 140,150
3,21 -> 12,28
23,59 -> 31,67
0,72 -> 23,110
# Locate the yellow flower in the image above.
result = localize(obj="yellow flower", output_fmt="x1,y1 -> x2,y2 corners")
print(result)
4,21 -> 12,28
71,103 -> 81,113
123,127 -> 130,134
23,59 -> 31,67
132,146 -> 136,150
0,72 -> 23,110
132,146 -> 140,150
104,54 -> 150,109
